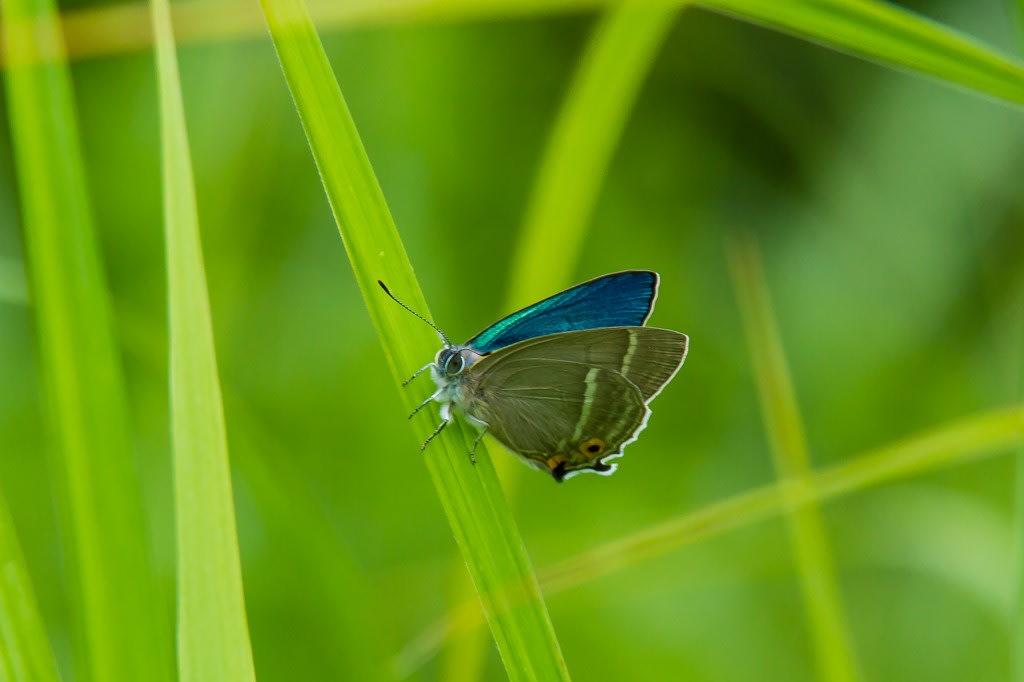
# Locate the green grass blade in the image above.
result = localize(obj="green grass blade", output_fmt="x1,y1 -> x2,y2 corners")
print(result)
698,0 -> 1024,106
546,406 -> 1024,588
0,492 -> 60,682
36,0 -> 1024,110
397,405 -> 1024,672
255,1 -> 570,679
1,5 -> 173,682
150,0 -> 257,678
726,232 -> 861,682
505,5 -> 677,310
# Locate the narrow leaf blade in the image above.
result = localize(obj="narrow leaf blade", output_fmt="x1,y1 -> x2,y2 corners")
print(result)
255,0 -> 571,679
149,0 -> 257,677
1,3 -> 173,680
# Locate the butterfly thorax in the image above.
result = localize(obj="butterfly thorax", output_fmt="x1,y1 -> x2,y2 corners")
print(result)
431,346 -> 485,406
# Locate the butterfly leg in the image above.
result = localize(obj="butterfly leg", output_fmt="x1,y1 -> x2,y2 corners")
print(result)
408,388 -> 442,420
420,418 -> 449,451
468,427 -> 487,465
402,363 -> 433,387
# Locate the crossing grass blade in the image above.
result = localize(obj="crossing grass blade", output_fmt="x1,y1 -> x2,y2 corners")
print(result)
1,2 -> 174,680
395,404 -> 1024,673
256,0 -> 570,679
32,0 -> 1024,111
149,0 -> 257,678
698,0 -> 1024,106
726,232 -> 861,682
0,492 -> 60,682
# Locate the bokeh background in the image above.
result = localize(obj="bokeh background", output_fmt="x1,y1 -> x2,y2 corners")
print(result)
2,1 -> 1024,680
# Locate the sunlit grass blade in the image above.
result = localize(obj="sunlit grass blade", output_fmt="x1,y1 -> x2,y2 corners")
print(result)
698,0 -> 1024,106
16,0 -> 1024,111
256,0 -> 570,678
396,405 -> 1024,672
726,232 -> 861,682
505,5 -> 677,310
150,0 -> 257,678
0,492 -> 60,682
1,3 -> 173,681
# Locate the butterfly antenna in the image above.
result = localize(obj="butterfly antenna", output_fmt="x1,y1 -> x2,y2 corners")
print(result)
377,280 -> 452,347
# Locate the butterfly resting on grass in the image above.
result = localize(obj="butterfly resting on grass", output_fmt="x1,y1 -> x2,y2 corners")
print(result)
379,271 -> 688,482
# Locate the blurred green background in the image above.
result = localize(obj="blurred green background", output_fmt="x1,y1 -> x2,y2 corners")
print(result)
3,1 -> 1024,680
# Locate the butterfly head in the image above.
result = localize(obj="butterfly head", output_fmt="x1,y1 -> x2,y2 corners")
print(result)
435,346 -> 484,378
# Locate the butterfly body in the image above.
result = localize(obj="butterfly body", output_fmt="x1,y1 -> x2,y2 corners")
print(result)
391,271 -> 688,482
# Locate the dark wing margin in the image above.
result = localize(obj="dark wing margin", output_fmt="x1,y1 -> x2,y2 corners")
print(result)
466,270 -> 659,354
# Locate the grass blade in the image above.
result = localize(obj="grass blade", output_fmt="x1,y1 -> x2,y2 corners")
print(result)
1,4 -> 173,681
505,5 -> 678,310
726,232 -> 861,682
397,405 -> 1024,672
150,0 -> 257,678
544,407 -> 1024,589
27,0 -> 1024,111
256,1 -> 570,679
698,0 -> 1024,106
0,493 -> 60,682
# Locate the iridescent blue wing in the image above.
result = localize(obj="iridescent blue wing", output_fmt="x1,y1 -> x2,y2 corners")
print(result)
466,270 -> 659,354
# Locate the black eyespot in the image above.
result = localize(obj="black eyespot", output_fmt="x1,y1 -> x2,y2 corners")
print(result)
587,443 -> 601,454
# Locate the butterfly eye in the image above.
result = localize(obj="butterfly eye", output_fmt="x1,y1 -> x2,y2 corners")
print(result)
579,438 -> 605,456
445,353 -> 466,375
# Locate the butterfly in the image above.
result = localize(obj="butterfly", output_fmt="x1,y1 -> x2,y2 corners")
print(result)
379,271 -> 688,482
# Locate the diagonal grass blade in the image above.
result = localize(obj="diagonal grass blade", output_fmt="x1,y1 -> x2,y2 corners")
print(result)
255,0 -> 571,678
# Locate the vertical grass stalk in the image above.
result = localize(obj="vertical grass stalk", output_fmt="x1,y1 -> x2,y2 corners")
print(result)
256,0 -> 570,679
726,231 -> 861,682
150,0 -> 257,678
1,3 -> 173,680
